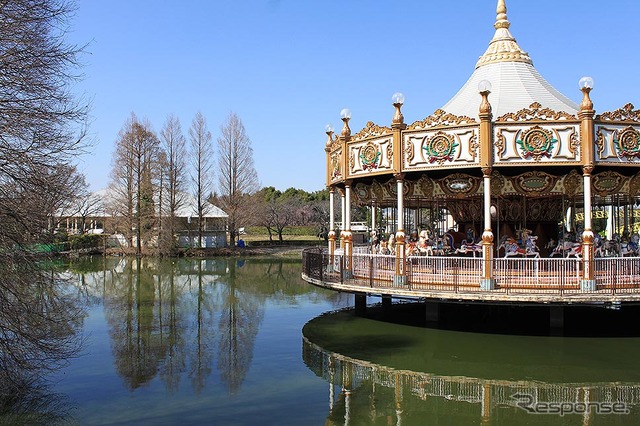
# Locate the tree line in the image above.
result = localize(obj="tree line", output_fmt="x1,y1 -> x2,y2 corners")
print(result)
107,110 -> 259,255
105,111 -> 334,254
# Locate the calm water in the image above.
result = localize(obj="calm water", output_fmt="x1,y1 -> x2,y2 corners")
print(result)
25,257 -> 640,425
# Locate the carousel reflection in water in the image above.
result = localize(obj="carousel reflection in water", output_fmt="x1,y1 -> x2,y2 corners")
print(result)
302,309 -> 640,425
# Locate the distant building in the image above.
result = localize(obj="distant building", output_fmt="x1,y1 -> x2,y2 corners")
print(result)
56,189 -> 228,248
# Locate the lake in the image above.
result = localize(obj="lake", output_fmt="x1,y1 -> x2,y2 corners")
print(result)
15,256 -> 640,425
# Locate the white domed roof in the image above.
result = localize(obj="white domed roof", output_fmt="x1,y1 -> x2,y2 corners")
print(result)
441,0 -> 578,118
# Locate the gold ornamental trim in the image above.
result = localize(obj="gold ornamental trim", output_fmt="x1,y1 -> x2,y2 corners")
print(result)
598,103 -> 640,122
439,173 -> 481,197
407,109 -> 477,130
330,151 -> 342,181
592,171 -> 625,196
629,173 -> 640,197
510,171 -> 558,196
417,175 -> 434,197
562,170 -> 582,197
351,121 -> 392,141
404,138 -> 414,163
497,102 -> 577,122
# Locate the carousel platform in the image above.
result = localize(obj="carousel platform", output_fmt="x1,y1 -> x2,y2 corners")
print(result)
301,248 -> 640,305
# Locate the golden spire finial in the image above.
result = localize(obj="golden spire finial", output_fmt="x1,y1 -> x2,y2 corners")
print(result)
495,0 -> 510,29
475,0 -> 532,68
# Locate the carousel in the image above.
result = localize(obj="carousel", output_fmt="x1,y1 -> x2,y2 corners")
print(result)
302,0 -> 640,308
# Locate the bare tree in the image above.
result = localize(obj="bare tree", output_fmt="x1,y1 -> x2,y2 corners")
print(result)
215,112 -> 259,245
0,0 -> 89,250
0,0 -> 88,412
160,114 -> 187,252
109,113 -> 159,255
189,112 -> 214,248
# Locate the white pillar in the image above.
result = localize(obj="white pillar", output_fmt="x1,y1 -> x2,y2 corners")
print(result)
394,177 -> 406,285
396,179 -> 404,232
371,202 -> 376,233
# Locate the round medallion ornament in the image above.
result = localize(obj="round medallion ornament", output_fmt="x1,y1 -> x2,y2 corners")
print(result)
423,131 -> 458,165
516,126 -> 557,161
360,142 -> 381,171
614,127 -> 640,160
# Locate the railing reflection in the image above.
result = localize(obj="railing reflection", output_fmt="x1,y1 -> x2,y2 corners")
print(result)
302,328 -> 640,424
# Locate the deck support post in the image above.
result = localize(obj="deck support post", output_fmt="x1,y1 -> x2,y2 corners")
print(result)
355,293 -> 367,316
381,295 -> 392,310
425,300 -> 440,323
549,305 -> 564,332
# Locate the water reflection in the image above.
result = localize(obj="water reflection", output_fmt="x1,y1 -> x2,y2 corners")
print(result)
65,257 -> 344,397
0,259 -> 86,425
302,308 -> 640,425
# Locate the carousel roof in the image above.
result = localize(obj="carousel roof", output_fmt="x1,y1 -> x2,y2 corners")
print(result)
441,0 -> 578,118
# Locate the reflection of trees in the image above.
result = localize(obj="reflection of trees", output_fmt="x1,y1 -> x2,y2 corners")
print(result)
105,258 -> 165,389
157,261 -> 186,393
92,257 -> 343,395
0,257 -> 85,424
187,260 -> 216,394
217,261 -> 264,394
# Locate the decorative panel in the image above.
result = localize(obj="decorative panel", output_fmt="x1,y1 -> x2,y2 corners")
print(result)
347,135 -> 393,177
403,127 -> 479,171
494,123 -> 580,165
595,124 -> 640,164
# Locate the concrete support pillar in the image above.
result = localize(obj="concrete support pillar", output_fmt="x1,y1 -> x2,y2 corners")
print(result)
425,300 -> 440,323
355,293 -> 367,316
550,305 -> 564,333
381,295 -> 392,311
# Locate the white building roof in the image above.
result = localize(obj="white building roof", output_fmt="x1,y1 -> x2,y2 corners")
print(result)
62,188 -> 227,219
441,0 -> 578,118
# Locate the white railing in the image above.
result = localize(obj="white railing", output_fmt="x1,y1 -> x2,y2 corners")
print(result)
493,257 -> 582,292
595,257 -> 640,292
303,248 -> 640,296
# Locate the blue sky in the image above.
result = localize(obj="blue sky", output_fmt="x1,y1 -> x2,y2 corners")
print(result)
69,0 -> 640,193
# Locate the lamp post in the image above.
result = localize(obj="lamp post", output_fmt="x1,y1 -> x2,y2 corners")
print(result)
325,124 -> 336,259
391,93 -> 407,285
478,79 -> 495,290
340,109 -> 353,278
578,76 -> 596,290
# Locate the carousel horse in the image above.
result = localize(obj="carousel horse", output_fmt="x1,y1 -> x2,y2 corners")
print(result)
549,240 -> 582,258
455,241 -> 483,257
442,230 -> 466,255
417,230 -> 434,256
499,235 -> 540,258
618,235 -> 639,257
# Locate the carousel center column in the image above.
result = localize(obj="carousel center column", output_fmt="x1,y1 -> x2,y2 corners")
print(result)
478,80 -> 495,290
578,76 -> 596,290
